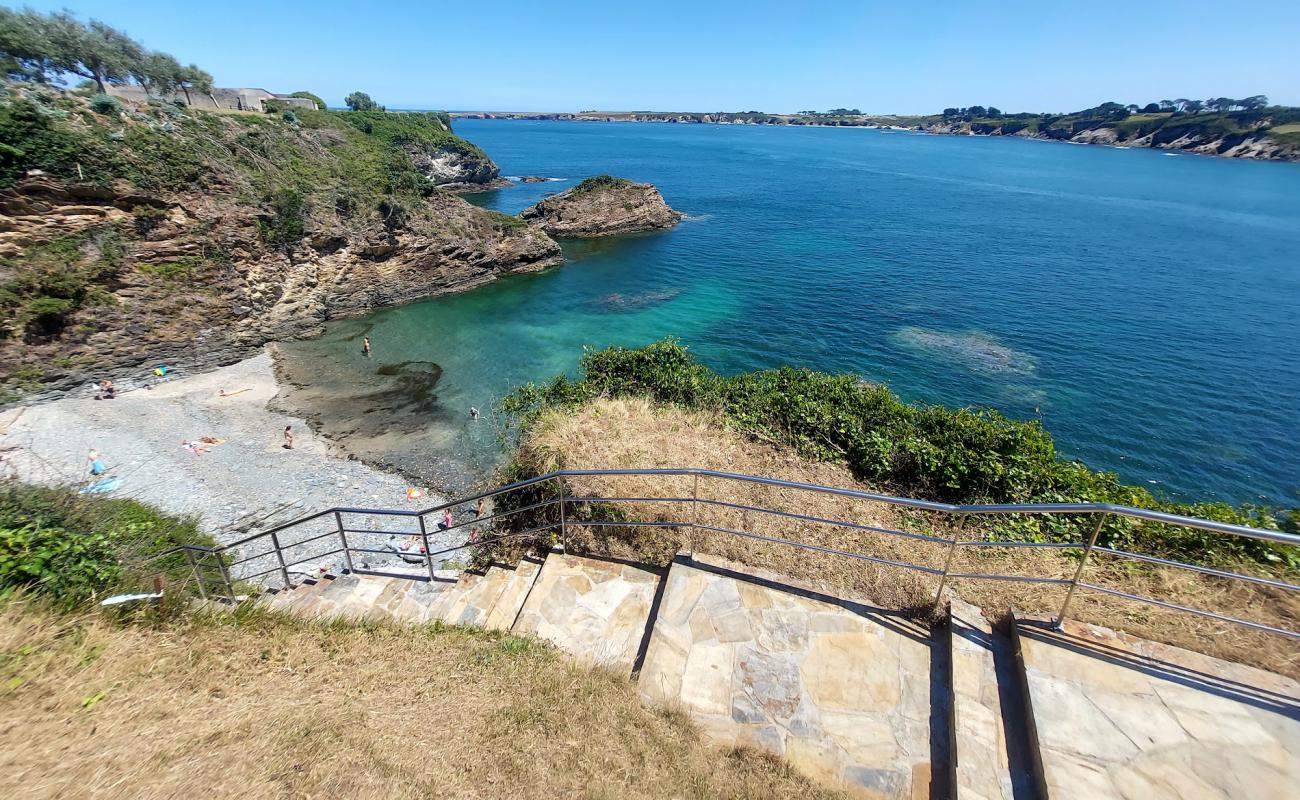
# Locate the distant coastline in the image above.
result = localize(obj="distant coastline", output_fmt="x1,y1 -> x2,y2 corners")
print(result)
451,108 -> 1300,162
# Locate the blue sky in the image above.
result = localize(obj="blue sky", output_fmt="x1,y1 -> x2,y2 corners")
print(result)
19,0 -> 1300,112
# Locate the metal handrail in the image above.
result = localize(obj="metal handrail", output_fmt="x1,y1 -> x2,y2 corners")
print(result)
144,468 -> 1300,640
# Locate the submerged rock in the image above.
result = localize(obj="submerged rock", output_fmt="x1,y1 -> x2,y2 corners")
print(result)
520,175 -> 683,237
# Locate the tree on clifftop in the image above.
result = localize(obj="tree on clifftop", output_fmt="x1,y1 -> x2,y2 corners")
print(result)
0,8 -> 207,96
176,64 -> 213,105
39,12 -> 142,93
345,91 -> 384,112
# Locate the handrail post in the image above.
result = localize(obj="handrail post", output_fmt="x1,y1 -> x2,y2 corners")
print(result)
933,513 -> 968,611
215,551 -> 236,603
184,548 -> 207,601
1056,512 -> 1108,628
270,530 -> 291,589
335,511 -> 355,574
418,514 -> 436,582
689,471 -> 701,555
558,477 -> 568,554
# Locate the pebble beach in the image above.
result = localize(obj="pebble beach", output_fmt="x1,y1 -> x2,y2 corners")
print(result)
0,350 -> 478,579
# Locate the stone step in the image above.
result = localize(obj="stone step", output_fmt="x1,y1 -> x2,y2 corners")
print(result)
484,555 -> 545,631
435,565 -> 516,627
511,551 -> 663,672
947,598 -> 1036,800
259,571 -> 459,624
637,555 -> 938,799
262,576 -> 333,613
1013,613 -> 1300,799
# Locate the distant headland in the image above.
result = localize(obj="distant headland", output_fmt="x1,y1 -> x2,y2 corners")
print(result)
453,98 -> 1300,162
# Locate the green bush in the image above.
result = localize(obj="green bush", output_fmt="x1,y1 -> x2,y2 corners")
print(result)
258,188 -> 308,249
0,483 -> 213,608
502,339 -> 1298,569
571,175 -> 633,195
88,93 -> 122,115
281,110 -> 298,124
486,210 -> 527,229
20,296 -> 75,336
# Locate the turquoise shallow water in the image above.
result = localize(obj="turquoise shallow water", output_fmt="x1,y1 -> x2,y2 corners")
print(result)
278,120 -> 1300,504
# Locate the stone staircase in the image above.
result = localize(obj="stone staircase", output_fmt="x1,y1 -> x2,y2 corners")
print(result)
258,549 -> 1300,799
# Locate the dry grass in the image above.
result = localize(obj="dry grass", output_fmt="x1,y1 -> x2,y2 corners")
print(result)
516,398 -> 1300,678
0,600 -> 847,800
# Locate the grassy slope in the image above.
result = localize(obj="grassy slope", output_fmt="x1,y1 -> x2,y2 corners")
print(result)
0,603 -> 845,800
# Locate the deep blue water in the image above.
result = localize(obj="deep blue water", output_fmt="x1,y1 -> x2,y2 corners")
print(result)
278,120 -> 1300,504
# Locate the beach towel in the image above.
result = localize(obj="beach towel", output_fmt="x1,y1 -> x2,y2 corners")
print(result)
81,477 -> 122,494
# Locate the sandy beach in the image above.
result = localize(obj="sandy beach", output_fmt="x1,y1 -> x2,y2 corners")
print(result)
0,350 -> 479,579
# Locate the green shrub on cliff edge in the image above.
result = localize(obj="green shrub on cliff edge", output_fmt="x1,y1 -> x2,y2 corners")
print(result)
0,483 -> 213,608
501,339 -> 1298,570
571,175 -> 633,195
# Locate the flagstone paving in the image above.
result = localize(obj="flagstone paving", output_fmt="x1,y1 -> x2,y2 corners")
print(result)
434,566 -> 514,627
1015,614 -> 1300,800
511,551 -> 663,671
485,555 -> 545,630
948,598 -> 1032,800
638,557 -> 936,800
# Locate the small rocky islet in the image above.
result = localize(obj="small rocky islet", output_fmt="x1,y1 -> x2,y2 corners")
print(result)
519,175 -> 683,237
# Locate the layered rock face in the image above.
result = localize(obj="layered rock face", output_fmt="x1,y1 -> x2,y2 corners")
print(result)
520,177 -> 683,237
0,176 -> 561,400
405,143 -> 510,191
921,119 -> 1300,160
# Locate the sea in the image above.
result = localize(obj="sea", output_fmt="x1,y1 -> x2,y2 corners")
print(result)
275,120 -> 1300,505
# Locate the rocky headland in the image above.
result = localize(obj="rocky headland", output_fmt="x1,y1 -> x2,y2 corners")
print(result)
520,175 -> 683,237
0,87 -> 563,403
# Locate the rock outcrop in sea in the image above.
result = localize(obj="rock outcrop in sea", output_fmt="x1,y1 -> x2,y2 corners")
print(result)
520,176 -> 683,237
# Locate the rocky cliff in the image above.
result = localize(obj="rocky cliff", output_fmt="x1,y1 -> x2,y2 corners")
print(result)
520,176 -> 683,237
404,142 -> 510,191
0,86 -> 561,402
920,118 -> 1300,160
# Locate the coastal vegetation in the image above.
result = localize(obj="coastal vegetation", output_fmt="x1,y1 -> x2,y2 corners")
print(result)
570,174 -> 633,194
0,483 -> 211,607
501,339 -> 1299,570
